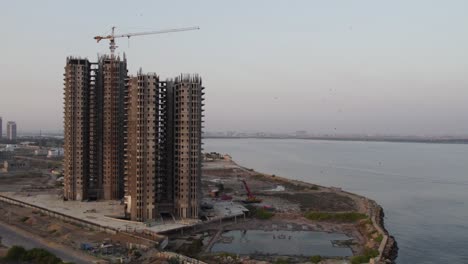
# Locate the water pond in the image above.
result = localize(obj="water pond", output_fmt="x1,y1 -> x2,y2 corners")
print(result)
210,230 -> 353,257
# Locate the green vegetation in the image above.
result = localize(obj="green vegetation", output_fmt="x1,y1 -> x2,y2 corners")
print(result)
3,246 -> 73,264
254,208 -> 274,220
244,205 -> 275,219
4,246 -> 27,261
310,255 -> 322,263
309,185 -> 319,190
216,183 -> 225,192
177,238 -> 203,258
20,216 -> 29,222
305,212 -> 367,222
168,256 -> 180,264
363,248 -> 379,257
375,234 -> 383,243
274,258 -> 291,264
350,248 -> 379,264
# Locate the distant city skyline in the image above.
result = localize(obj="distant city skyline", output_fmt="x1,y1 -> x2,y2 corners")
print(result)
1,1 -> 468,135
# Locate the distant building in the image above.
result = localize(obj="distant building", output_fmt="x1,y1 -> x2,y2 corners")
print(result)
6,122 -> 16,141
4,144 -> 17,152
295,130 -> 308,138
2,159 -> 30,173
125,73 -> 204,221
47,148 -> 64,158
34,149 -> 48,156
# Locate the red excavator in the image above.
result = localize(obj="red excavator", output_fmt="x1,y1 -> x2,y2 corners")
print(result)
241,179 -> 262,203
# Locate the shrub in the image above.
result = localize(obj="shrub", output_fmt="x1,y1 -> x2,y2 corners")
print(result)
351,255 -> 369,264
24,248 -> 63,264
4,245 -> 27,260
275,258 -> 290,264
168,256 -> 180,264
255,208 -> 274,220
3,246 -> 66,264
310,255 -> 322,263
309,185 -> 319,190
375,234 -> 383,243
350,247 -> 379,264
305,212 -> 367,222
363,248 -> 379,258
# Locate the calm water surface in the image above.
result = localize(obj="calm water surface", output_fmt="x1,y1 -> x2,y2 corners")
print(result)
211,230 -> 352,257
204,138 -> 468,264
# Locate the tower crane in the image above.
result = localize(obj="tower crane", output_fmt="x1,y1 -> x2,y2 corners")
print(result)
94,26 -> 200,57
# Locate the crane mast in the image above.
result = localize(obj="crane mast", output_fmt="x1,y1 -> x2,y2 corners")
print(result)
94,26 -> 200,58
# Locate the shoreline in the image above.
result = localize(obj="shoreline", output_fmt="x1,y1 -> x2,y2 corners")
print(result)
228,159 -> 399,263
204,136 -> 468,145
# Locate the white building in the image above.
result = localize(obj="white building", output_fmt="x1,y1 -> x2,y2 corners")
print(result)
47,148 -> 64,158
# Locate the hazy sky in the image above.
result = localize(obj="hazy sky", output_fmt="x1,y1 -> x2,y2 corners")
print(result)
1,1 -> 468,135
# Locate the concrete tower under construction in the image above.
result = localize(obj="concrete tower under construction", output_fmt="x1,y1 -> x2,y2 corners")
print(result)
124,73 -> 204,221
63,55 -> 127,201
100,55 -> 127,200
167,74 -> 204,219
63,58 -> 91,201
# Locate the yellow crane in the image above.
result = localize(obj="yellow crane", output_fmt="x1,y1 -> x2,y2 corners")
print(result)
94,26 -> 200,57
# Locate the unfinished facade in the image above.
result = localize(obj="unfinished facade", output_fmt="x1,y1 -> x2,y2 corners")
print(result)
63,58 -> 91,201
167,74 -> 204,219
124,73 -> 204,221
63,55 -> 127,201
124,73 -> 161,221
100,55 -> 127,200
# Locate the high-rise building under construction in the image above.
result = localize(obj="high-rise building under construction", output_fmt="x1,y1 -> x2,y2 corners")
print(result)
125,73 -> 204,221
63,58 -> 91,200
63,55 -> 203,220
63,56 -> 127,201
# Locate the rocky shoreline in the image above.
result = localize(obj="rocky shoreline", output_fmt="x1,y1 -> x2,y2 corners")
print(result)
374,204 -> 399,262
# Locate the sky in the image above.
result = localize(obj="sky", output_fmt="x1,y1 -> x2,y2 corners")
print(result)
1,0 -> 468,136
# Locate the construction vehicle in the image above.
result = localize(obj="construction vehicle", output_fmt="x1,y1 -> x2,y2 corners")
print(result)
220,194 -> 233,201
241,179 -> 262,203
94,26 -> 200,57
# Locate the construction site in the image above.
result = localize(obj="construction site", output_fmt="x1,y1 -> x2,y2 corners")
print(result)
0,146 -> 397,264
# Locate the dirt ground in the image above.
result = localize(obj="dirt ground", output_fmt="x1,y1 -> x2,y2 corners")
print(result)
202,159 -> 363,214
0,171 -> 53,192
0,201 -> 150,263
